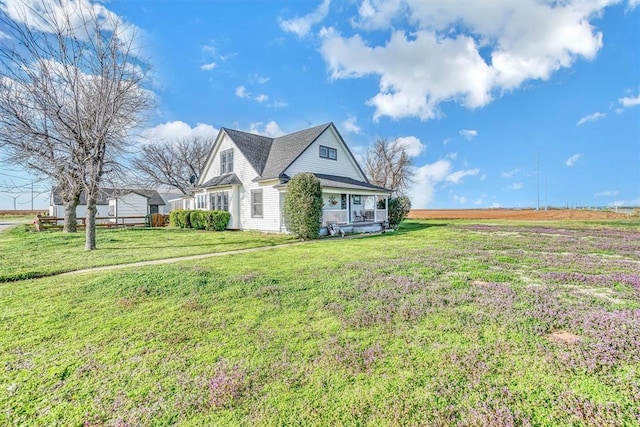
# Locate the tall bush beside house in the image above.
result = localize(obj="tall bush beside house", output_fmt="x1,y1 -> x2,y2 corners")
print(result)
169,210 -> 182,227
388,196 -> 411,229
205,211 -> 231,231
283,173 -> 323,240
189,211 -> 206,230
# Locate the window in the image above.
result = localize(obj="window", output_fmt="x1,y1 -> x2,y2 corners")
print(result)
319,145 -> 337,160
209,192 -> 229,211
196,194 -> 207,209
251,190 -> 263,217
221,149 -> 233,174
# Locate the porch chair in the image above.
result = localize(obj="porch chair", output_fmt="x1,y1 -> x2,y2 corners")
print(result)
327,222 -> 345,238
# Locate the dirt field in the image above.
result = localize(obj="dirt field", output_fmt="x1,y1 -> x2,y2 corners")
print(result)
408,209 -> 637,221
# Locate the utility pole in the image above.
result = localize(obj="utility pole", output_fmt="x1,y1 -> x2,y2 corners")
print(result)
31,182 -> 34,211
535,150 -> 540,211
544,179 -> 548,211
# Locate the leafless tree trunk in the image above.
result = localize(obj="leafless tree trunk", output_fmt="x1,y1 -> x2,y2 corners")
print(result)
365,138 -> 414,196
0,1 -> 152,248
132,136 -> 213,195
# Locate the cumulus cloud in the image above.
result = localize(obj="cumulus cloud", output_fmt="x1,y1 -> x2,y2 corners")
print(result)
255,94 -> 269,102
447,168 -> 480,183
249,74 -> 270,84
459,129 -> 478,140
395,136 -> 425,157
268,100 -> 289,109
143,121 -> 219,143
235,85 -> 250,98
508,182 -> 523,190
280,0 -> 330,37
453,195 -> 467,205
341,115 -> 362,134
501,168 -> 520,178
577,112 -> 606,126
566,153 -> 582,166
248,121 -> 285,137
408,159 -> 480,207
317,0 -> 613,120
200,62 -> 216,71
619,92 -> 640,108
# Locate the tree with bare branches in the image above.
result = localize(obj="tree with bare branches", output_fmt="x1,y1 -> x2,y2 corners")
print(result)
132,136 -> 213,195
364,138 -> 414,196
0,1 -> 152,248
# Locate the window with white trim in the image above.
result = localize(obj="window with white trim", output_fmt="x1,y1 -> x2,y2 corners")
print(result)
196,194 -> 207,209
251,190 -> 263,218
319,145 -> 337,160
220,149 -> 234,174
209,192 -> 229,211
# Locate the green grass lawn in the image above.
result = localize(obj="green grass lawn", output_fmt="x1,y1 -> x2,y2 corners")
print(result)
1,220 -> 639,426
0,226 -> 295,282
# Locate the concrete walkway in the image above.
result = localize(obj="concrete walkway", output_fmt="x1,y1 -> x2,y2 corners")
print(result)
58,231 -> 383,277
59,241 -> 307,276
0,221 -> 20,233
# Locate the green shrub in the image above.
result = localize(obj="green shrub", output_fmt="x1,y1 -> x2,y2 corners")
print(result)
283,172 -> 323,240
169,210 -> 183,227
388,196 -> 411,229
189,211 -> 206,230
205,210 -> 231,231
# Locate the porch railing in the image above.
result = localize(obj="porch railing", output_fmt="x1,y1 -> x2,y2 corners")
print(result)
322,209 -> 348,225
375,209 -> 387,222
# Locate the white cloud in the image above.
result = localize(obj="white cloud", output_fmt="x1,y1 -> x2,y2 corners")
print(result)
268,100 -> 289,109
459,129 -> 478,140
200,62 -> 217,71
249,74 -> 270,84
235,85 -> 250,98
280,0 -> 330,37
577,112 -> 606,126
143,121 -> 219,142
446,168 -> 480,184
566,153 -> 582,166
619,93 -> 640,108
408,159 -> 479,207
395,136 -> 424,157
318,0 -> 611,121
445,152 -> 458,160
501,168 -> 520,178
595,190 -> 619,197
508,182 -> 523,190
248,121 -> 285,137
255,94 -> 269,102
442,138 -> 453,145
342,115 -> 362,134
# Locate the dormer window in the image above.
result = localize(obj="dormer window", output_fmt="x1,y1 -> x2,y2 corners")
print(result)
320,145 -> 337,160
221,149 -> 233,174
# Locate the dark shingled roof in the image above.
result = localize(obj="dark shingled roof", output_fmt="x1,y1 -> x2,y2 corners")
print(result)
217,123 -> 332,180
199,173 -> 241,188
260,123 -> 332,179
277,173 -> 390,192
51,188 -> 166,206
222,128 -> 273,176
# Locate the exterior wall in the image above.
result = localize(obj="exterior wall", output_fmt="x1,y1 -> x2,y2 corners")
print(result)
113,193 -> 148,217
200,133 -> 258,184
284,127 -> 365,181
238,181 -> 281,232
51,204 -> 109,218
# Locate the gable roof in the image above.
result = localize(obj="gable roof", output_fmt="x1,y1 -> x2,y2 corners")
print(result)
213,122 -> 333,180
51,187 -> 165,206
199,173 -> 242,188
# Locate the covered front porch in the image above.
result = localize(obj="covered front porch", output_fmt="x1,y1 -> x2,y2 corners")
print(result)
321,192 -> 388,227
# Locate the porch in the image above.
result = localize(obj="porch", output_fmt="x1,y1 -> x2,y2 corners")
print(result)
321,193 -> 388,227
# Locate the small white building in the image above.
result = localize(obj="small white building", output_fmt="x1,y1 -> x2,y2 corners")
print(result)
189,122 -> 391,233
50,188 -> 168,220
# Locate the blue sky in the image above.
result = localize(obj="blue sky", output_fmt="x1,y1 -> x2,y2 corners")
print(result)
0,0 -> 639,210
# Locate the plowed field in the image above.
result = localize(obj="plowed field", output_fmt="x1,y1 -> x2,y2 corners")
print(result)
408,209 -> 635,220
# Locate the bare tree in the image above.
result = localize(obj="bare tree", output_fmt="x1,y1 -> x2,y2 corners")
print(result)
131,136 -> 212,195
365,138 -> 414,196
0,1 -> 152,248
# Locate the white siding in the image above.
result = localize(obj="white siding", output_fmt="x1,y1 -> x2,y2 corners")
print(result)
284,127 -> 365,181
238,181 -> 281,232
51,204 -> 110,218
111,193 -> 148,223
200,133 -> 258,184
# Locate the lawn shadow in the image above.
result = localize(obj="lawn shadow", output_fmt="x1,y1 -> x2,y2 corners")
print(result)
394,220 -> 448,234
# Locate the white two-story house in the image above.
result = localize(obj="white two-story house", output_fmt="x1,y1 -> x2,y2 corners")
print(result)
185,122 -> 390,233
